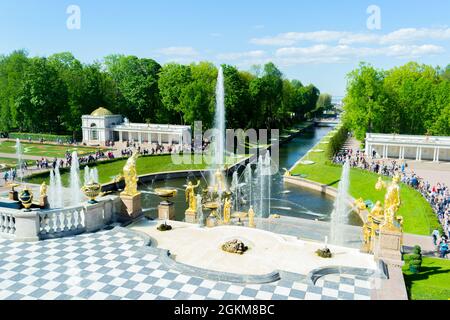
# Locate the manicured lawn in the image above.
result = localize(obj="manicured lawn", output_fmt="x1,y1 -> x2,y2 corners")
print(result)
403,257 -> 450,300
0,140 -> 102,158
291,140 -> 440,236
0,157 -> 34,169
25,154 -> 245,187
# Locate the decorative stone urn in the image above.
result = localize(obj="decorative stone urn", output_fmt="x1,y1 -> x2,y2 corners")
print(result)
81,182 -> 102,204
155,188 -> 177,221
18,187 -> 33,211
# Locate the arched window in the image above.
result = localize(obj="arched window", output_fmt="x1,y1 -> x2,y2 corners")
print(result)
90,123 -> 98,140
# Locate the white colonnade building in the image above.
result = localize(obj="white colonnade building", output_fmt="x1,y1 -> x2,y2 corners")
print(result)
82,107 -> 191,147
365,133 -> 450,162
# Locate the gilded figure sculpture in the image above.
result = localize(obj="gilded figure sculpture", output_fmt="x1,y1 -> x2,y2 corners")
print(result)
121,151 -> 140,197
40,181 -> 48,197
370,201 -> 384,218
248,206 -> 256,228
185,180 -> 201,212
223,197 -> 231,224
214,169 -> 225,193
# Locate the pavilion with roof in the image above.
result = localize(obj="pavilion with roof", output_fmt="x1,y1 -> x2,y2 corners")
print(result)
81,107 -> 191,147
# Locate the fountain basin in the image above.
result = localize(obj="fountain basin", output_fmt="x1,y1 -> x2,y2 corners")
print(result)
128,220 -> 377,277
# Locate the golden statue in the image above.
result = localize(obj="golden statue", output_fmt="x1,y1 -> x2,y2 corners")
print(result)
40,182 -> 48,197
121,151 -> 140,196
185,180 -> 201,212
248,206 -> 256,228
214,169 -> 225,193
384,174 -> 401,215
375,177 -> 386,191
354,198 -> 367,211
223,198 -> 231,224
370,201 -> 384,218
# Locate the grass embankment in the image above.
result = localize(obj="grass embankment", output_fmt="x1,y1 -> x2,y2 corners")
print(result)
403,257 -> 450,300
291,133 -> 440,236
25,153 -> 248,187
26,154 -> 209,186
0,140 -> 103,158
0,157 -> 34,169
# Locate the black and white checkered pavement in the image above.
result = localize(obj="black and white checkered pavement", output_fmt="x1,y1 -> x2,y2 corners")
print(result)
0,228 -> 372,300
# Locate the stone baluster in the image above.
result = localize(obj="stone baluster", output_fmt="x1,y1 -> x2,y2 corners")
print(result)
0,214 -> 5,233
70,210 -> 76,230
62,212 -> 69,232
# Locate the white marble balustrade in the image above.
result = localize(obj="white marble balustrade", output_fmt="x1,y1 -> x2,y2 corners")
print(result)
0,210 -> 16,237
39,206 -> 86,237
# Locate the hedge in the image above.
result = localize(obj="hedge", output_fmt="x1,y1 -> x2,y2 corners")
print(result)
326,125 -> 349,159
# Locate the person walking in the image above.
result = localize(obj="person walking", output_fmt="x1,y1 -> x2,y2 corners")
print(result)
432,229 -> 440,246
439,239 -> 448,258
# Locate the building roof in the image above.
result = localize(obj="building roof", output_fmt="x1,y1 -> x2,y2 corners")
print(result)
90,107 -> 114,117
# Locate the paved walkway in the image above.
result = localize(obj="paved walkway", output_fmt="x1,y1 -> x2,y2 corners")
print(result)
0,227 -> 373,300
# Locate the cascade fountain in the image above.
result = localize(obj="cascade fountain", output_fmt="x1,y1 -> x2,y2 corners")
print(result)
330,160 -> 350,246
69,152 -> 83,206
15,139 -> 23,182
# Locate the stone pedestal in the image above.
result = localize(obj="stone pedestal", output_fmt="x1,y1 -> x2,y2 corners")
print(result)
120,192 -> 143,220
158,201 -> 175,221
185,209 -> 197,224
85,201 -> 107,233
9,191 -> 18,201
14,210 -> 40,242
374,227 -> 404,266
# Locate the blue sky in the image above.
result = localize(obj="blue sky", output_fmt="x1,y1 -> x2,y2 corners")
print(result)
1,0 -> 449,96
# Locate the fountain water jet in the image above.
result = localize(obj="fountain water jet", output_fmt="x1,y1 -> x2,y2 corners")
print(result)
54,165 -> 64,208
15,139 -> 23,182
212,66 -> 225,170
69,152 -> 83,206
330,160 -> 350,246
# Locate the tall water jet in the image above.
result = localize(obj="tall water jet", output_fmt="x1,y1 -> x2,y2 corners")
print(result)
90,167 -> 99,184
231,171 -> 239,212
69,152 -> 83,206
196,194 -> 204,226
212,66 -> 225,169
244,164 -> 253,207
84,166 -> 90,184
330,160 -> 350,246
15,139 -> 23,182
54,165 -> 64,208
48,169 -> 56,208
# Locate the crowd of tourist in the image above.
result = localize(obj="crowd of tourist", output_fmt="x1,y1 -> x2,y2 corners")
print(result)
333,148 -> 450,257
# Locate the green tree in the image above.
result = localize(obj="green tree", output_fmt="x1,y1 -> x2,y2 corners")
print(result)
15,57 -> 68,133
158,63 -> 192,124
0,50 -> 30,132
105,55 -> 161,123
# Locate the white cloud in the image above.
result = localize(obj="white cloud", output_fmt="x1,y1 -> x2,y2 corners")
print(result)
274,44 -> 444,65
251,31 -> 349,46
156,46 -> 199,56
217,50 -> 266,61
251,27 -> 450,46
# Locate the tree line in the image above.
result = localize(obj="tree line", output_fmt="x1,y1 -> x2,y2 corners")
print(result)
0,50 -> 328,139
343,62 -> 450,141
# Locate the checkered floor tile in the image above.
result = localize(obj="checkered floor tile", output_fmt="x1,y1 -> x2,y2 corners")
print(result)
0,228 -> 373,300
